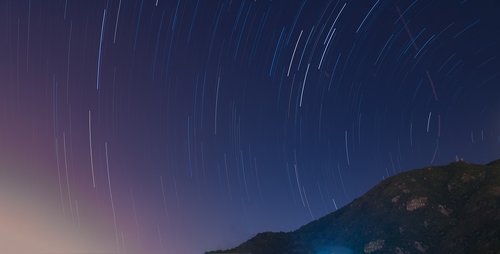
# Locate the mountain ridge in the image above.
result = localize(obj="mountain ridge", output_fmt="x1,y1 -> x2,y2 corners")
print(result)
208,160 -> 500,254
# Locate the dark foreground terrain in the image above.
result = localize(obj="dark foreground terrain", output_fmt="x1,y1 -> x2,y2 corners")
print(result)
208,160 -> 500,254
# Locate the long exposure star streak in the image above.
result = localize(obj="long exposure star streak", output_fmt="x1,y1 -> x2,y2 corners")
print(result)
0,0 -> 499,253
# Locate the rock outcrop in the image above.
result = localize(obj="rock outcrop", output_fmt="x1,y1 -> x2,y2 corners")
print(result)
208,160 -> 500,254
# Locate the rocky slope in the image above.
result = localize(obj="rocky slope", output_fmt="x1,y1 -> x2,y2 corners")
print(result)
208,160 -> 500,254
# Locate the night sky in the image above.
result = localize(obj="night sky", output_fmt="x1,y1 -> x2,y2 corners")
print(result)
0,0 -> 499,253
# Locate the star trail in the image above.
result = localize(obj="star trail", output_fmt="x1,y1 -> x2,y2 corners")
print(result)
0,0 -> 499,253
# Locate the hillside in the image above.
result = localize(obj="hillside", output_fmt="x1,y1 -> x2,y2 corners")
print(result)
208,160 -> 500,254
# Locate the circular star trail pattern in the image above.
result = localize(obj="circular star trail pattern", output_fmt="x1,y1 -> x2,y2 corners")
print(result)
0,0 -> 499,253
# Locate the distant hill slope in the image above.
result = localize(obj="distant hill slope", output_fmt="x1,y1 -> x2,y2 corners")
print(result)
208,160 -> 500,254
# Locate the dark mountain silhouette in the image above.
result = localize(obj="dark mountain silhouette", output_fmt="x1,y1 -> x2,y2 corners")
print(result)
208,160 -> 500,254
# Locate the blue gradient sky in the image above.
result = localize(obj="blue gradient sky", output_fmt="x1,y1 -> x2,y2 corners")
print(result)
0,0 -> 499,253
